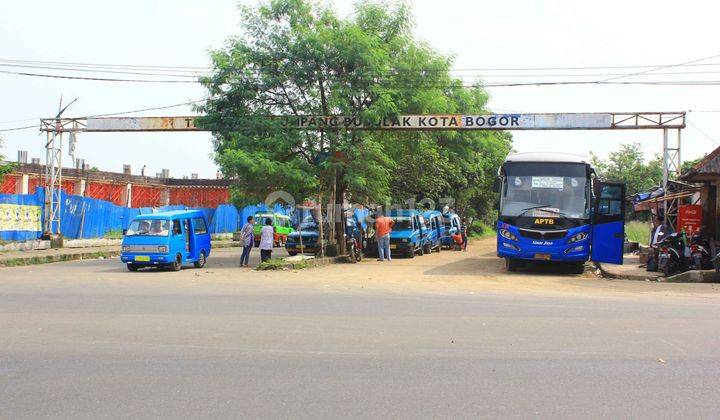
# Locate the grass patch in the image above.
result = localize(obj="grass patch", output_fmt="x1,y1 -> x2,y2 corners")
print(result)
255,258 -> 311,271
469,221 -> 495,239
626,220 -> 650,245
103,229 -> 124,239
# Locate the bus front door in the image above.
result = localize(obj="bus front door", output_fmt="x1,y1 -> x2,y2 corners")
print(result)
591,182 -> 626,264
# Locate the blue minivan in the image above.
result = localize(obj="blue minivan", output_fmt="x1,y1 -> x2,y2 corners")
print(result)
441,212 -> 462,249
120,210 -> 212,271
388,209 -> 425,258
422,210 -> 445,253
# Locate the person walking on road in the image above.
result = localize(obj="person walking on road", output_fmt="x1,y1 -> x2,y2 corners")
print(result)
239,215 -> 255,267
375,210 -> 395,262
259,217 -> 275,263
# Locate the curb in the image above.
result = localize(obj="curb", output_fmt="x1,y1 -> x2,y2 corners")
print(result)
594,262 -> 662,282
0,250 -> 121,268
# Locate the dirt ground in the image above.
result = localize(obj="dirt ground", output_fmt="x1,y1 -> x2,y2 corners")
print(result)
231,237 -> 720,301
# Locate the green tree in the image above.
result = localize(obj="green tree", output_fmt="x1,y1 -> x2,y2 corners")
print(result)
199,0 -> 510,249
0,136 -> 16,182
591,142 -> 663,196
681,156 -> 704,173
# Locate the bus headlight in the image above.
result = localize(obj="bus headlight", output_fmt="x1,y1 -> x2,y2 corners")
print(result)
568,232 -> 588,243
499,229 -> 518,241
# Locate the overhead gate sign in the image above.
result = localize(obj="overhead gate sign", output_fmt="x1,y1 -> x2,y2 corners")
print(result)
295,113 -> 613,130
79,112 -> 685,132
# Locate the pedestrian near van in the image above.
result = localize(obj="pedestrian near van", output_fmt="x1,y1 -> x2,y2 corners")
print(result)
375,210 -> 395,262
259,217 -> 275,263
461,218 -> 468,251
239,216 -> 255,267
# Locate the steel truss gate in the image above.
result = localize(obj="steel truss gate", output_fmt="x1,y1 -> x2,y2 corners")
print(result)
39,112 -> 685,237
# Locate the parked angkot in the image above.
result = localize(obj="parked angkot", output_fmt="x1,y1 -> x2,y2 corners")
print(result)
120,210 -> 211,271
253,212 -> 294,247
387,209 -> 426,258
441,212 -> 462,249
422,210 -> 445,253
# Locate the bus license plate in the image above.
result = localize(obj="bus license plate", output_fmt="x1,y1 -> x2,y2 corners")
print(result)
134,255 -> 150,262
533,253 -> 551,261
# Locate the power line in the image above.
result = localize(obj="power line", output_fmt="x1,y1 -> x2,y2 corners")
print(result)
0,100 -> 205,132
688,121 -> 719,145
3,57 -> 720,74
0,69 -> 197,83
0,124 -> 40,132
598,52 -> 720,83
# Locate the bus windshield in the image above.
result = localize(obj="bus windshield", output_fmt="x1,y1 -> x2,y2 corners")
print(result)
500,162 -> 590,219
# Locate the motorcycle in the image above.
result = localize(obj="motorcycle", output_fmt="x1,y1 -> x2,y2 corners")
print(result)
344,233 -> 363,263
688,234 -> 713,271
657,233 -> 686,277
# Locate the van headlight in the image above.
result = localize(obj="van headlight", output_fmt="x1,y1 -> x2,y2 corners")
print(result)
157,246 -> 168,253
402,238 -> 408,243
499,229 -> 518,241
122,245 -> 130,252
568,232 -> 588,243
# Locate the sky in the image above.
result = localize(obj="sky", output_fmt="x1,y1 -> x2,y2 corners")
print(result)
0,0 -> 718,179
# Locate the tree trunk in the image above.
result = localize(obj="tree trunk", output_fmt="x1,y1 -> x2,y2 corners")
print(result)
335,172 -> 346,255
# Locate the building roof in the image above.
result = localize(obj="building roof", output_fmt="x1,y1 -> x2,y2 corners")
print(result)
504,152 -> 589,164
681,145 -> 720,181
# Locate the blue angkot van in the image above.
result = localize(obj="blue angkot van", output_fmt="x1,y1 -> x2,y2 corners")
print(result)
120,210 -> 211,271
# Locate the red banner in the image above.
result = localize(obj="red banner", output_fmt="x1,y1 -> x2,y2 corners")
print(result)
678,205 -> 703,235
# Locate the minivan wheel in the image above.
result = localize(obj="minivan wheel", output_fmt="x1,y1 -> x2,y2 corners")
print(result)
127,263 -> 139,272
418,244 -> 424,256
171,254 -> 182,271
194,251 -> 206,268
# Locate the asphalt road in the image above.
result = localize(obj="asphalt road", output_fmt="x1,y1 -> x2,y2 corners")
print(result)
1,244 -> 719,419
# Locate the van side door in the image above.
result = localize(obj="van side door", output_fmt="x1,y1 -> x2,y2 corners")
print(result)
192,216 -> 211,258
171,219 -> 184,262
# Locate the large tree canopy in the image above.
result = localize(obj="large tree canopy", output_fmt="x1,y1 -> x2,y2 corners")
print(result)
591,142 -> 663,196
199,0 -> 511,248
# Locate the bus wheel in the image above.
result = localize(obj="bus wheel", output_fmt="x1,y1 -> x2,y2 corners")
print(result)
505,258 -> 519,272
127,263 -> 139,272
171,254 -> 182,271
194,251 -> 206,268
570,262 -> 584,274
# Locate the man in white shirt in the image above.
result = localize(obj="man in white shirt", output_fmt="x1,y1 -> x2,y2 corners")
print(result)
259,218 -> 275,263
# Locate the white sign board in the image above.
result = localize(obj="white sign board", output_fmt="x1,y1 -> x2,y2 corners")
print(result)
86,117 -> 198,132
296,113 -> 614,130
84,113 -> 615,132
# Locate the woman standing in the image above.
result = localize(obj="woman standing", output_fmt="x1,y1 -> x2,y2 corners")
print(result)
239,216 -> 255,267
259,217 -> 275,263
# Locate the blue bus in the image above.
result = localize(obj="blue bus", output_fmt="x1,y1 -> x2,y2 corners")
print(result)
496,152 -> 625,273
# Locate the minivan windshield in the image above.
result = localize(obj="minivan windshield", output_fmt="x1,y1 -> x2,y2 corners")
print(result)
126,219 -> 170,236
391,216 -> 413,230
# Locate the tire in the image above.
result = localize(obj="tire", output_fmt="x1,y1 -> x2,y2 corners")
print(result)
436,242 -> 442,253
418,244 -> 424,256
288,251 -> 298,256
663,260 -> 676,277
407,248 -> 415,258
424,243 -> 432,255
348,244 -> 357,263
505,258 -> 519,272
355,248 -> 363,262
194,251 -> 206,268
570,262 -> 585,275
171,254 -> 182,271
127,263 -> 139,272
